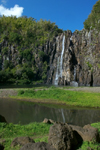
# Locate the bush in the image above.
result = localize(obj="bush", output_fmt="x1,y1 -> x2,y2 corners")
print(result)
2,47 -> 8,55
18,90 -> 24,95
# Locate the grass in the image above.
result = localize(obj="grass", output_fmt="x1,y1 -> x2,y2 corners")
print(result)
0,122 -> 100,150
13,87 -> 100,108
0,122 -> 51,150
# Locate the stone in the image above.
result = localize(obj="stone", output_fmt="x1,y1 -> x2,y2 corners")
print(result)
0,144 -> 4,150
70,124 -> 100,142
20,142 -> 56,150
43,118 -> 55,124
11,136 -> 35,147
48,123 -> 83,150
0,115 -> 7,123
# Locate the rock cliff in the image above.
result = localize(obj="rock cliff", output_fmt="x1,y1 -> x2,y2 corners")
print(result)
46,29 -> 100,86
0,29 -> 100,86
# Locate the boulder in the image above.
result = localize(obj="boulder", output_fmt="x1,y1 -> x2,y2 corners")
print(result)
0,144 -> 4,150
20,142 -> 56,150
43,118 -> 55,124
48,123 -> 83,150
0,115 -> 7,123
70,124 -> 100,142
11,136 -> 35,147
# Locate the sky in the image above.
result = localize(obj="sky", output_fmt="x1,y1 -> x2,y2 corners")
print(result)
0,0 -> 98,32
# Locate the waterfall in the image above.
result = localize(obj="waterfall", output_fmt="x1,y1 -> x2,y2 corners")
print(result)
54,57 -> 60,85
70,66 -> 78,87
74,66 -> 76,81
60,35 -> 65,78
54,35 -> 65,85
61,109 -> 65,123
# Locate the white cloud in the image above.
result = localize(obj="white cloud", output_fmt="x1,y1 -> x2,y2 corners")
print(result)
0,4 -> 24,17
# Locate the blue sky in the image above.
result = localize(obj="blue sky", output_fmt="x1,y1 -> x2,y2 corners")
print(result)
0,0 -> 98,32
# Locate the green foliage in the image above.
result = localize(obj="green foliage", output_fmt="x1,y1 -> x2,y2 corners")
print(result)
3,60 -> 9,69
39,51 -> 46,58
42,61 -> 48,80
1,121 -> 100,150
0,122 -> 51,150
9,32 -> 22,44
0,122 -> 51,138
17,88 -> 100,108
86,61 -> 93,70
78,141 -> 100,150
2,47 -> 8,55
3,60 -> 14,70
0,16 -> 63,84
23,50 -> 32,61
84,0 -> 100,31
0,16 -> 63,46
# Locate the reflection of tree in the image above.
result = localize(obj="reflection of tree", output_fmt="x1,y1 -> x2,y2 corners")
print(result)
0,98 -> 100,126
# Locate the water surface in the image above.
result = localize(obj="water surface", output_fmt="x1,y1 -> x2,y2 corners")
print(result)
0,98 -> 100,126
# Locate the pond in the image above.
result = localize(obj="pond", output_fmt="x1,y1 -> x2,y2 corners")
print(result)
0,98 -> 100,126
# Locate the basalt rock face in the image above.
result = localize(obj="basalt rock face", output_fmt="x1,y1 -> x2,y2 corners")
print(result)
0,29 -> 100,86
46,29 -> 100,86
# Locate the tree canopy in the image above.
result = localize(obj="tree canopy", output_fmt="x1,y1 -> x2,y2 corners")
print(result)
0,16 -> 63,84
84,0 -> 100,31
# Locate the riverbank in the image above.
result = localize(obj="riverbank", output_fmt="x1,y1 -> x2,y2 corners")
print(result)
0,121 -> 100,150
0,86 -> 100,108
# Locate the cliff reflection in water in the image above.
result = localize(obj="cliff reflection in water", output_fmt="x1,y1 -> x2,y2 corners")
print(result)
0,98 -> 100,126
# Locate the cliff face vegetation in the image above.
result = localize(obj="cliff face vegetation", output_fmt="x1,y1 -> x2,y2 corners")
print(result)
0,0 -> 100,86
0,16 -> 63,84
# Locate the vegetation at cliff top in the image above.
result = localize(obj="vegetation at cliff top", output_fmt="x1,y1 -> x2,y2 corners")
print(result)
0,121 -> 100,150
13,86 -> 100,108
0,16 -> 63,85
84,0 -> 100,31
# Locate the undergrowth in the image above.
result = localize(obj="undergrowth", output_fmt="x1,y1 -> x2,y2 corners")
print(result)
0,122 -> 100,150
17,88 -> 100,108
0,122 -> 51,150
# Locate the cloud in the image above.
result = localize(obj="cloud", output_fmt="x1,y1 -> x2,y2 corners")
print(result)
0,4 -> 24,17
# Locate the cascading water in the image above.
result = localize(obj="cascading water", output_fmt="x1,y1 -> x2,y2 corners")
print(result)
74,66 -> 76,81
61,108 -> 65,123
54,57 -> 60,85
54,35 -> 65,85
70,66 -> 78,87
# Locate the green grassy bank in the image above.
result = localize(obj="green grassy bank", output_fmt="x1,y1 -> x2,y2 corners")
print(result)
0,122 -> 100,150
0,122 -> 51,150
12,86 -> 100,108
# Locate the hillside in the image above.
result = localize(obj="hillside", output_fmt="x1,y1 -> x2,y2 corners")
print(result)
0,16 -> 63,84
0,0 -> 100,86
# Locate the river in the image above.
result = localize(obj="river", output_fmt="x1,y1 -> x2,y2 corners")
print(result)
0,98 -> 100,126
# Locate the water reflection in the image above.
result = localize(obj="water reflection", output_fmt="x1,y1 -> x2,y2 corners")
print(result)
0,98 -> 100,126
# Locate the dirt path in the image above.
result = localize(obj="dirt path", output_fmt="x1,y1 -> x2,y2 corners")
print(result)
0,89 -> 18,98
0,87 -> 100,98
66,87 -> 100,93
